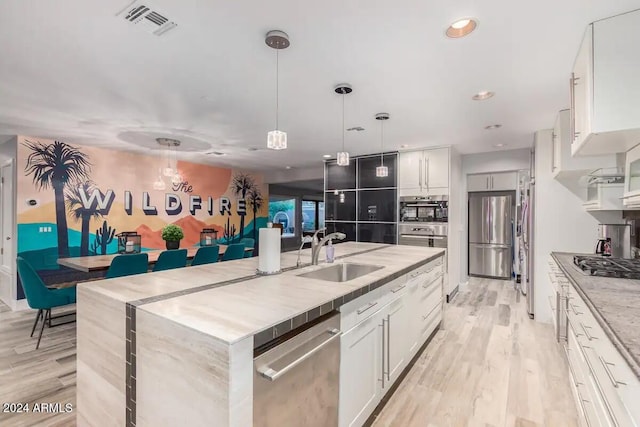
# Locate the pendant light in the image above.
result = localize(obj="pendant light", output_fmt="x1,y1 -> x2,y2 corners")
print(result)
156,138 -> 180,176
153,168 -> 166,191
335,84 -> 353,166
265,30 -> 290,150
375,113 -> 390,177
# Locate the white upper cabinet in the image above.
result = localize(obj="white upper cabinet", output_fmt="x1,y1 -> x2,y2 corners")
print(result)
398,148 -> 449,196
623,144 -> 640,208
467,172 -> 517,192
571,10 -> 640,156
552,109 -> 617,180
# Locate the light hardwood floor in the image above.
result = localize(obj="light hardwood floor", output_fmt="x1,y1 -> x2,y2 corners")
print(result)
372,278 -> 579,427
0,278 -> 577,427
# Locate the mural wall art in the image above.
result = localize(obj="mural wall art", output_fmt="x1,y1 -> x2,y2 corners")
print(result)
16,136 -> 269,273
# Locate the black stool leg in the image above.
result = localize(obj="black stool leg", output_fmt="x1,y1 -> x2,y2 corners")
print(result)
30,309 -> 42,338
36,310 -> 50,350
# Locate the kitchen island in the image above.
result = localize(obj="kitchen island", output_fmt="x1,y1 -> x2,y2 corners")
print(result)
77,242 -> 445,427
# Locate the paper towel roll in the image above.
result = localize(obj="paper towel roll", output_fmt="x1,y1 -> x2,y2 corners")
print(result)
258,228 -> 281,274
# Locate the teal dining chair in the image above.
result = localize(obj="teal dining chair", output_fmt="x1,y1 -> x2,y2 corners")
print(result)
221,243 -> 246,261
105,253 -> 149,279
153,249 -> 188,272
16,257 -> 77,349
240,238 -> 255,258
191,246 -> 220,266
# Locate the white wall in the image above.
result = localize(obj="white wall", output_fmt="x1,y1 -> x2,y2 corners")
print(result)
264,164 -> 324,184
533,130 -> 622,324
458,148 -> 532,285
447,147 -> 462,297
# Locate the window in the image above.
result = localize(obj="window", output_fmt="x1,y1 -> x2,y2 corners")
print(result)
302,200 -> 325,232
269,198 -> 296,238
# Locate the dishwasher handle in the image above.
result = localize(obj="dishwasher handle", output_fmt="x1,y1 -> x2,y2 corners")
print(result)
257,328 -> 341,381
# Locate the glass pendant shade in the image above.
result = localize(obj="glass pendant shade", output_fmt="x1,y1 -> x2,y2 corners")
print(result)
337,151 -> 350,166
339,193 -> 345,203
376,165 -> 389,177
267,130 -> 287,150
163,167 -> 175,177
171,172 -> 182,185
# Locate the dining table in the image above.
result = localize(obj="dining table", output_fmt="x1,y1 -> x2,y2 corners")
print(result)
56,245 -> 251,273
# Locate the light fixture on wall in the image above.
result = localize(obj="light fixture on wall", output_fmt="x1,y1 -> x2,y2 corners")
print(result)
375,113 -> 390,177
335,83 -> 353,166
153,168 -> 166,191
156,138 -> 181,176
266,30 -> 290,150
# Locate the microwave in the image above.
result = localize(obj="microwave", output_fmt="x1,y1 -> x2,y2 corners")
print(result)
399,195 -> 448,223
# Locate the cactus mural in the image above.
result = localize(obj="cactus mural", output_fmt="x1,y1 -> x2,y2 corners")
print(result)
223,217 -> 237,243
94,220 -> 116,255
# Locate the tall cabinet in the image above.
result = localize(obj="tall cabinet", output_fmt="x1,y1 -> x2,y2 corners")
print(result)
324,153 -> 398,244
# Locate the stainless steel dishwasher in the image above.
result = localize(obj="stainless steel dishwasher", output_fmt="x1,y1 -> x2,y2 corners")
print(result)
253,313 -> 341,427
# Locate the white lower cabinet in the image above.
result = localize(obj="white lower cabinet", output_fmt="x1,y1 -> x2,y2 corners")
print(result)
339,257 -> 444,427
339,310 -> 383,427
563,281 -> 640,427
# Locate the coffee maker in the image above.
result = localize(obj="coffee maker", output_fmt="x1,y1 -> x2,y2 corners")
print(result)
596,224 -> 632,258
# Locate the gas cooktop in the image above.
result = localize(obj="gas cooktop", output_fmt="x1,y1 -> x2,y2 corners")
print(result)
573,255 -> 640,279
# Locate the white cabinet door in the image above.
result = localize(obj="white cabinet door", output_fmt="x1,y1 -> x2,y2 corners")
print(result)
405,278 -> 421,356
467,174 -> 490,192
398,151 -> 423,191
339,312 -> 383,427
489,172 -> 517,191
384,296 -> 409,388
572,25 -> 593,151
424,147 -> 449,190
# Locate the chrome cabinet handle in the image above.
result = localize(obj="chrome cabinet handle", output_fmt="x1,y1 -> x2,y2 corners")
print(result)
380,319 -> 386,388
570,73 -> 576,143
578,343 -> 620,427
386,314 -> 391,381
391,284 -> 406,293
486,176 -> 489,190
580,322 -> 596,341
565,348 -> 583,387
257,328 -> 341,381
598,356 -> 626,388
569,303 -> 582,316
565,311 -> 581,337
575,384 -> 592,427
418,158 -> 422,188
357,301 -> 378,315
425,158 -> 430,190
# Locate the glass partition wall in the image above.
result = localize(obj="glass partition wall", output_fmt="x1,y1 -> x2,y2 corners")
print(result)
324,153 -> 398,244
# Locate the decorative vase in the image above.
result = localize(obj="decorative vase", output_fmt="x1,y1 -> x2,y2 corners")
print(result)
165,240 -> 180,250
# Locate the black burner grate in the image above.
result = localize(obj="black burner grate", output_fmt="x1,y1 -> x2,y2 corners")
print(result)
573,256 -> 640,279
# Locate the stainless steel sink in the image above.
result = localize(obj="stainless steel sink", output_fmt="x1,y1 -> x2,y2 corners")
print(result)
297,263 -> 383,283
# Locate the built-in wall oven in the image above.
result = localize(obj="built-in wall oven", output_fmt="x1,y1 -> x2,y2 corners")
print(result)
399,195 -> 448,223
398,223 -> 448,248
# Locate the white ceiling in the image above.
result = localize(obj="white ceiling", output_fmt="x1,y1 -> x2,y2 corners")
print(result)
1,0 -> 639,173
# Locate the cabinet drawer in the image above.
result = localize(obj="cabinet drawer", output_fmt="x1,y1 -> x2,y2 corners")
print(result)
339,276 -> 405,332
419,304 -> 441,342
420,275 -> 443,315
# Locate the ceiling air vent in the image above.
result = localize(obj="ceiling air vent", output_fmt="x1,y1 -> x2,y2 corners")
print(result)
117,1 -> 177,36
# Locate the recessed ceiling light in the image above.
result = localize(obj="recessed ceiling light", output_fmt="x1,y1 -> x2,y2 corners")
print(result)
323,154 -> 332,158
400,144 -> 409,148
485,124 -> 502,130
472,91 -> 495,101
446,18 -> 478,38
494,143 -> 506,148
285,166 -> 292,169
205,151 -> 227,156
247,147 -> 259,152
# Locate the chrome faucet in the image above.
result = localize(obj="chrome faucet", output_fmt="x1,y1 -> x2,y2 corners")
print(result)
311,228 -> 346,265
296,236 -> 314,267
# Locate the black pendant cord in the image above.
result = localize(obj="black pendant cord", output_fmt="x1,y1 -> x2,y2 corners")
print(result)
341,93 -> 345,152
380,120 -> 384,167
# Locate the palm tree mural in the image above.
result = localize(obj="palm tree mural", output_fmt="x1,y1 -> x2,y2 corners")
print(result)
247,186 -> 264,240
24,140 -> 91,258
66,181 -> 103,256
230,173 -> 255,240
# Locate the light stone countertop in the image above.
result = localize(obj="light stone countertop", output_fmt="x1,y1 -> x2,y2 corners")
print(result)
79,242 -> 444,344
78,241 -> 379,303
135,244 -> 444,344
552,252 -> 640,380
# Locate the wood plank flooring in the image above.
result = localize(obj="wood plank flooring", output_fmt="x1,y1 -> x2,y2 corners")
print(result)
0,277 -> 578,427
372,278 -> 579,427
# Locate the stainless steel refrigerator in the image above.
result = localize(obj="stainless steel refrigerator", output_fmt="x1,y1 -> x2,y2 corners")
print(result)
468,193 -> 514,279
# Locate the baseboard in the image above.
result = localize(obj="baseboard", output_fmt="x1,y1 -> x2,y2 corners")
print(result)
446,284 -> 459,303
8,299 -> 30,312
